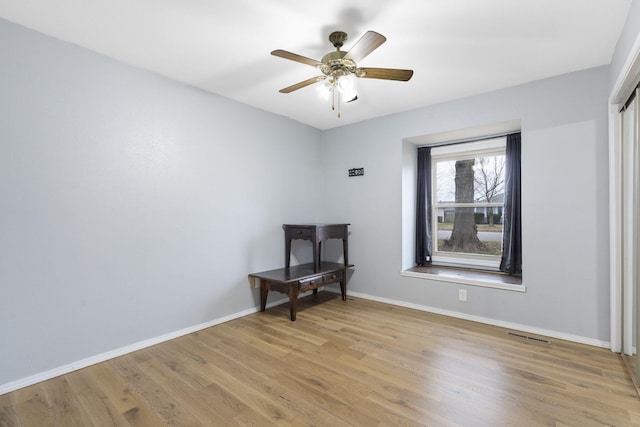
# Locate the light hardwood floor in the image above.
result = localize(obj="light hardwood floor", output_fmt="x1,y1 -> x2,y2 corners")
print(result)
1,292 -> 640,426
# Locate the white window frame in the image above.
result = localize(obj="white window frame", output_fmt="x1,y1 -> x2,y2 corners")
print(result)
430,137 -> 506,270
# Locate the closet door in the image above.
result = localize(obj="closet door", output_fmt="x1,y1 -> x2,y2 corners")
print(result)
621,89 -> 640,383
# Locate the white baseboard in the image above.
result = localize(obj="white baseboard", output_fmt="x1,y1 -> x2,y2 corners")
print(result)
327,288 -> 611,349
1,288 -> 611,396
0,296 -> 291,396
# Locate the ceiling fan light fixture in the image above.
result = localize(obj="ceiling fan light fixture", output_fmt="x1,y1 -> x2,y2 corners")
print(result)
337,75 -> 357,103
317,79 -> 334,100
272,30 -> 413,118
338,75 -> 354,91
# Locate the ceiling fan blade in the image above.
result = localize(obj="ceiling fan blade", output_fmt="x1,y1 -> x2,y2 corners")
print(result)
271,49 -> 323,68
357,68 -> 414,81
344,31 -> 386,62
279,76 -> 326,93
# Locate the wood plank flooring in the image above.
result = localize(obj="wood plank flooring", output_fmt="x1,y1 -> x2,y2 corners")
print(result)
2,292 -> 640,426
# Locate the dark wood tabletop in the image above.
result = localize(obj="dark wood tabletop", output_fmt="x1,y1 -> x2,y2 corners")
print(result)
248,261 -> 352,283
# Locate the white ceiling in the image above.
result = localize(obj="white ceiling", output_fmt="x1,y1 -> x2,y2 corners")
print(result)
0,0 -> 632,130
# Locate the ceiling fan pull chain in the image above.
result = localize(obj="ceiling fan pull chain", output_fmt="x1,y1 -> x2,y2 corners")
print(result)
332,84 -> 336,111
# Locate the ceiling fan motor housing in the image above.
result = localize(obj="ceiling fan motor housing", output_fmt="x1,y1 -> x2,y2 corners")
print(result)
320,51 -> 356,77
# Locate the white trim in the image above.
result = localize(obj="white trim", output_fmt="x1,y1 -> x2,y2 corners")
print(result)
0,296 -> 292,396
400,269 -> 525,292
404,119 -> 521,146
622,92 -> 638,355
435,202 -> 504,208
429,255 -> 501,270
1,284 -> 607,396
328,288 -> 608,349
610,103 -> 623,353
431,137 -> 506,156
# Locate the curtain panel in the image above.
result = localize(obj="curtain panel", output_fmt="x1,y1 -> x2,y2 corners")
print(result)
499,132 -> 522,274
415,146 -> 432,265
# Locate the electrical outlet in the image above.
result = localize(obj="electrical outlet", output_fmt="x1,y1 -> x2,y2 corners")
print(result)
458,289 -> 467,302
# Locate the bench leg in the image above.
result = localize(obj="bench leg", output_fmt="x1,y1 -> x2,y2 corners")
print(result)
260,280 -> 269,312
288,285 -> 298,321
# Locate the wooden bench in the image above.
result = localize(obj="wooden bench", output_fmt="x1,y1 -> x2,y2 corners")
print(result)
249,262 -> 353,320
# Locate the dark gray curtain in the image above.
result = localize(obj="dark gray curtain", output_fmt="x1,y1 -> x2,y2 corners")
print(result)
415,147 -> 432,265
500,132 -> 522,275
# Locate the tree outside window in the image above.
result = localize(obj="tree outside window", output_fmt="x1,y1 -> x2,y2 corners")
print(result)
432,138 -> 506,267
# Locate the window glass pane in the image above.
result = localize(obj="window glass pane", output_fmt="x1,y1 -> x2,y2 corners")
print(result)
473,155 -> 505,203
435,207 -> 503,256
435,154 -> 505,204
436,160 -> 456,202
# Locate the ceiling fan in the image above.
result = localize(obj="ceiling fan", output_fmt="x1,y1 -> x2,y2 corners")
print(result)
271,31 -> 413,117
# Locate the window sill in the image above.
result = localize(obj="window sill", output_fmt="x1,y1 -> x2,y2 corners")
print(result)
401,265 -> 525,292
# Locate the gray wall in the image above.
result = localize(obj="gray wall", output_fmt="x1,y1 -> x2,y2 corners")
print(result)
0,19 -> 322,386
320,66 -> 610,342
0,11 -> 625,389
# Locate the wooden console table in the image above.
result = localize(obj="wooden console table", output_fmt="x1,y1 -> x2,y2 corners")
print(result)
249,262 -> 353,321
283,223 -> 349,272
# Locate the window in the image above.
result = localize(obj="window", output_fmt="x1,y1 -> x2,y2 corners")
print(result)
408,123 -> 521,287
431,137 -> 506,269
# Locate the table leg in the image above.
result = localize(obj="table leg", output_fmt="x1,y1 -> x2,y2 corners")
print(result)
343,237 -> 348,266
339,278 -> 347,301
288,285 -> 298,321
285,238 -> 292,268
260,280 -> 269,312
313,237 -> 319,272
